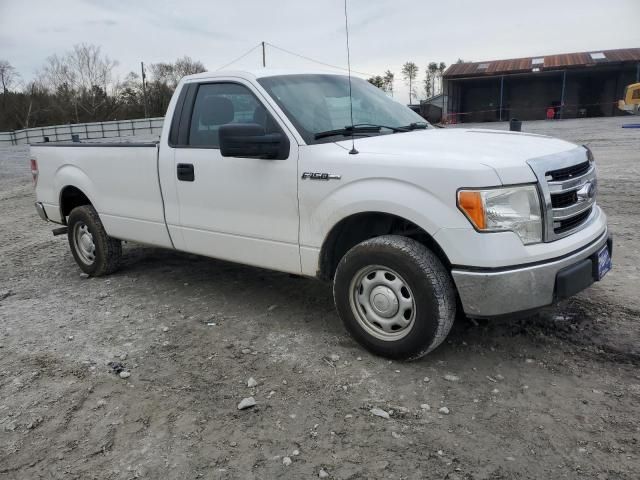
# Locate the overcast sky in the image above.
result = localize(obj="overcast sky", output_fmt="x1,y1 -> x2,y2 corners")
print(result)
1,0 -> 639,102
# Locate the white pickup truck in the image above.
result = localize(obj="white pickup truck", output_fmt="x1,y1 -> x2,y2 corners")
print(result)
31,69 -> 612,359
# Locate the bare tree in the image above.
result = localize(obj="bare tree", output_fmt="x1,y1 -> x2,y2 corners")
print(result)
424,62 -> 438,98
0,60 -> 20,95
174,56 -> 206,79
40,44 -> 118,94
15,81 -> 43,129
423,62 -> 448,99
423,77 -> 431,100
383,70 -> 394,96
150,56 -> 206,88
0,49 -> 207,130
438,62 -> 447,95
149,62 -> 174,86
401,62 -> 419,104
38,44 -> 119,122
367,75 -> 385,89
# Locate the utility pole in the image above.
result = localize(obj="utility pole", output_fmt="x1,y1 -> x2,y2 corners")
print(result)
261,41 -> 266,68
141,61 -> 149,118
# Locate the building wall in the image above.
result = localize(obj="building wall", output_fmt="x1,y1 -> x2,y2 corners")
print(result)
459,79 -> 501,122
446,64 -> 639,122
505,74 -> 563,121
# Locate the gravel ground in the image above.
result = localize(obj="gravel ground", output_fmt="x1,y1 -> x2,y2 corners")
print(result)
0,118 -> 639,479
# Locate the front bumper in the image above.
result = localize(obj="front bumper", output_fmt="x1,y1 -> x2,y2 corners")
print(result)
452,229 -> 611,317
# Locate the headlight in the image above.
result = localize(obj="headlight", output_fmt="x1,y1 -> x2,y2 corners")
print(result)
457,185 -> 542,244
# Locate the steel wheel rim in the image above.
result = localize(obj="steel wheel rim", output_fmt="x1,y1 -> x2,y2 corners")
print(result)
348,265 -> 416,341
73,222 -> 96,265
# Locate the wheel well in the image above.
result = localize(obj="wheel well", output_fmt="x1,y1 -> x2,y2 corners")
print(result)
318,212 -> 451,281
59,186 -> 92,222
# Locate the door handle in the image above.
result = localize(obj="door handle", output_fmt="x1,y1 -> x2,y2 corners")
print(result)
177,163 -> 194,181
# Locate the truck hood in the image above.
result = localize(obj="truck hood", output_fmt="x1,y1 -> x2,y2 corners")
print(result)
337,128 -> 581,184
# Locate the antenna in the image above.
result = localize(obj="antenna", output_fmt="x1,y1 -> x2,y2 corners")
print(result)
344,0 -> 358,155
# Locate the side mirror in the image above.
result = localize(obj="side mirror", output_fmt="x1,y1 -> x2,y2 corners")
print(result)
219,123 -> 289,160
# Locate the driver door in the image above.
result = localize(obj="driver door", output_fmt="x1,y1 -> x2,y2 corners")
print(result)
171,80 -> 301,273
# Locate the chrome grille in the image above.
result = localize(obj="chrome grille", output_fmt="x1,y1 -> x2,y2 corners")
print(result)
550,190 -> 577,208
527,147 -> 597,241
545,160 -> 590,181
554,206 -> 593,234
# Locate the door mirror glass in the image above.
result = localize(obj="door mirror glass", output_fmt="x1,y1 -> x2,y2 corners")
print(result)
219,123 -> 289,160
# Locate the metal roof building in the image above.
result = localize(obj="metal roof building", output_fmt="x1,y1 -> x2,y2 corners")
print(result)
443,48 -> 640,122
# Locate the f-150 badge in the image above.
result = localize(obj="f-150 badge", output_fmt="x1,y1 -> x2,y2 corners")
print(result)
301,172 -> 341,180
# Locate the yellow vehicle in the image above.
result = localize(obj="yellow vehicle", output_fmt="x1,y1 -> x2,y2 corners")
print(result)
618,82 -> 640,114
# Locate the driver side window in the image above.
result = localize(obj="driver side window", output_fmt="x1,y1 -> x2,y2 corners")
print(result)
188,83 -> 279,148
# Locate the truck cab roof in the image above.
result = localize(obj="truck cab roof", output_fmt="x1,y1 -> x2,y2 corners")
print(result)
182,69 -> 350,83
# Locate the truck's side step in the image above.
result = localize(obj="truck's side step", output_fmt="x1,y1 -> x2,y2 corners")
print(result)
52,226 -> 68,236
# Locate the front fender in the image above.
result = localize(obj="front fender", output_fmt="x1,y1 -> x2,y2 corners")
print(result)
299,177 -> 476,277
300,177 -> 471,249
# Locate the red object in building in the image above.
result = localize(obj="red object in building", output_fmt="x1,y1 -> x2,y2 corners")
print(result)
546,107 -> 555,120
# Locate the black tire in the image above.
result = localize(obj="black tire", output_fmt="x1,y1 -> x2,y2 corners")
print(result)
333,235 -> 456,360
67,205 -> 122,276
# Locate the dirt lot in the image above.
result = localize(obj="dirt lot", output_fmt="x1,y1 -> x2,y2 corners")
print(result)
1,117 -> 639,479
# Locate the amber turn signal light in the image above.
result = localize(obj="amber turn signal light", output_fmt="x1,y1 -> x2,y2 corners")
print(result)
457,190 -> 486,230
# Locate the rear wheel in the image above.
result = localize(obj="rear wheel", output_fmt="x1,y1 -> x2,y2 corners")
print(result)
333,235 -> 456,360
67,205 -> 121,276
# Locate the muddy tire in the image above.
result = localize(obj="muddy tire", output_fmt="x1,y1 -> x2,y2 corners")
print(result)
67,205 -> 121,276
333,235 -> 456,360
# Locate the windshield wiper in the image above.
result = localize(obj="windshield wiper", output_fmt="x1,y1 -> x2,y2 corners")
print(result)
314,125 -> 381,140
314,123 -> 409,140
351,123 -> 410,132
401,122 -> 429,130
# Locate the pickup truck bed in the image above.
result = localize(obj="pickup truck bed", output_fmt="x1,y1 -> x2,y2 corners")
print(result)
33,142 -> 173,249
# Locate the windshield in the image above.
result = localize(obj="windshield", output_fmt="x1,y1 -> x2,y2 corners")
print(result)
257,74 -> 428,144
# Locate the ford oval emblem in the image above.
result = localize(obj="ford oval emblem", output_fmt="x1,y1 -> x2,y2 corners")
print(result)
577,181 -> 596,202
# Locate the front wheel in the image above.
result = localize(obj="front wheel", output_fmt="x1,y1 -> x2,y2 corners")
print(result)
67,205 -> 122,276
333,235 -> 456,360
